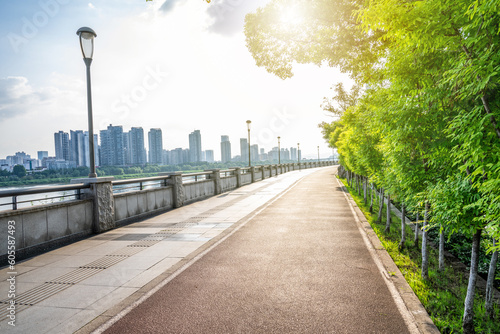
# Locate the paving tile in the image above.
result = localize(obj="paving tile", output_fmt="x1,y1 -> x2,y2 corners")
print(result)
37,284 -> 117,309
0,305 -> 81,334
79,268 -> 144,287
87,286 -> 139,312
15,266 -> 75,284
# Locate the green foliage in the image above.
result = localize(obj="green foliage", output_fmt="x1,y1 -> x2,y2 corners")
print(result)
12,165 -> 26,178
341,177 -> 500,333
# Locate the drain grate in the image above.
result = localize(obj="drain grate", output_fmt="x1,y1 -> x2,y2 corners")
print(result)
141,235 -> 166,241
128,240 -> 160,247
80,256 -> 128,269
0,304 -> 30,319
0,282 -> 70,306
108,247 -> 144,257
174,222 -> 197,228
48,267 -> 104,284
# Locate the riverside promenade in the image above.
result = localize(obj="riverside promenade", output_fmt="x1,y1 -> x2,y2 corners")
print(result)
0,166 -> 437,333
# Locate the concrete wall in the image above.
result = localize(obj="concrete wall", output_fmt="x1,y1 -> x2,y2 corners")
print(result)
184,180 -> 215,204
0,199 -> 93,261
114,186 -> 174,225
221,176 -> 237,192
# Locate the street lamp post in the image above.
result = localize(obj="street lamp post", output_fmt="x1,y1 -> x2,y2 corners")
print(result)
317,146 -> 320,163
297,143 -> 300,170
77,27 -> 97,178
278,136 -> 281,164
246,120 -> 251,167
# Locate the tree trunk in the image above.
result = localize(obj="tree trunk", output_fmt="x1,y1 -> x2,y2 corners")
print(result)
377,188 -> 384,223
463,229 -> 482,334
485,238 -> 498,318
399,202 -> 406,250
421,201 -> 429,280
439,227 -> 445,272
357,175 -> 361,195
385,193 -> 391,233
369,183 -> 374,213
363,177 -> 367,205
414,211 -> 419,247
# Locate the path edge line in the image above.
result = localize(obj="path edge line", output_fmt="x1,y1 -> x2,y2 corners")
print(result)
335,176 -> 440,334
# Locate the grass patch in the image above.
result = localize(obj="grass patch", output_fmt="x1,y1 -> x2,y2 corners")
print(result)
339,177 -> 500,333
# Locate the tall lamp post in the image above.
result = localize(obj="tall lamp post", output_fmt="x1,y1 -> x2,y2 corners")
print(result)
246,120 -> 251,167
297,142 -> 300,170
278,136 -> 281,164
77,27 -> 97,178
317,146 -> 320,163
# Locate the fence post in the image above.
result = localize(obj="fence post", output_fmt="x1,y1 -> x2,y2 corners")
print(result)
235,168 -> 242,188
71,177 -> 115,233
160,172 -> 185,208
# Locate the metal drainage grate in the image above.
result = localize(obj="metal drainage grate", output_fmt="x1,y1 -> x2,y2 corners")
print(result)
80,255 -> 128,269
108,247 -> 145,257
48,267 -> 104,284
0,304 -> 30,319
141,235 -> 166,241
174,222 -> 197,228
128,240 -> 160,247
0,282 -> 70,306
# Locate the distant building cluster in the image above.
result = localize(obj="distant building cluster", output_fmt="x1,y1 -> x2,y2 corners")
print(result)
0,125 -> 302,172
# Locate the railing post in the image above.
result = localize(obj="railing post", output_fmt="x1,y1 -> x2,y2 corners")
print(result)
71,177 -> 115,233
12,196 -> 17,210
162,172 -> 185,208
251,166 -> 256,183
235,168 -> 242,188
205,169 -> 221,195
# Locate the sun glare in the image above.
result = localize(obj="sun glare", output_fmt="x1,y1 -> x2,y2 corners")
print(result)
280,7 -> 303,26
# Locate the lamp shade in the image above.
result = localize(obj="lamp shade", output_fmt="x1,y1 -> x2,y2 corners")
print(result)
246,120 -> 251,130
77,27 -> 97,59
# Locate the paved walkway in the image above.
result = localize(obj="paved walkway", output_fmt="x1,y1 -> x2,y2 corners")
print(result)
0,167 -> 435,333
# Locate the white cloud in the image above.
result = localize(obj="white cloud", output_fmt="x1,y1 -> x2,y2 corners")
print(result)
88,3 -> 96,9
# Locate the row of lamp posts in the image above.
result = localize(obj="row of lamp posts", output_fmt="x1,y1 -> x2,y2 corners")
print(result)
77,26 -> 324,179
245,121 -> 321,168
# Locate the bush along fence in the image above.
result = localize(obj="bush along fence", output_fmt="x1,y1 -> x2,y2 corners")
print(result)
337,164 -> 500,333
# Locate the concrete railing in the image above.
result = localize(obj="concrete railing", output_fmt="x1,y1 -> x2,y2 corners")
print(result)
0,161 -> 333,263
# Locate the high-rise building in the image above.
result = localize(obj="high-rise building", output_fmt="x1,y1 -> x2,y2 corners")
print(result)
37,151 -> 48,161
240,138 -> 248,163
54,131 -> 70,161
251,144 -> 259,162
70,130 -> 86,166
205,150 -> 214,163
129,127 -> 147,165
221,135 -> 231,163
83,132 -> 99,168
270,147 -> 279,162
189,130 -> 202,163
281,148 -> 290,161
100,124 -> 125,166
148,128 -> 163,165
290,147 -> 297,161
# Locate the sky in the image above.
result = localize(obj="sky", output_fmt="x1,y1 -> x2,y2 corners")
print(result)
0,0 -> 351,161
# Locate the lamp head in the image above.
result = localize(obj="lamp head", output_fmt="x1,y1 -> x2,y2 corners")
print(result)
77,27 -> 97,60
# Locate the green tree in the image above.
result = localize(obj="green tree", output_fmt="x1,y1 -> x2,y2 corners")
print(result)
12,165 -> 26,178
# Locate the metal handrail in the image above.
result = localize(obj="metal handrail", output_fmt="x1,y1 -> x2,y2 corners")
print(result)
0,183 -> 90,211
0,183 -> 89,197
112,175 -> 172,186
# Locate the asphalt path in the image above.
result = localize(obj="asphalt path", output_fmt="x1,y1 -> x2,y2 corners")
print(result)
103,168 -> 412,333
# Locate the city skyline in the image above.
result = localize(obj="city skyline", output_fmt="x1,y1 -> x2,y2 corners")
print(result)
1,121 -> 332,165
0,1 -> 351,161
